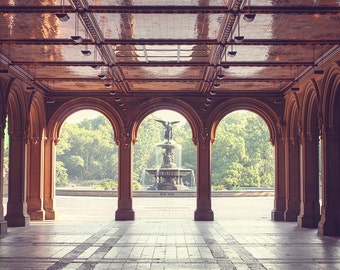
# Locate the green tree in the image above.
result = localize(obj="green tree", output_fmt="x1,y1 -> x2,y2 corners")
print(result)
243,113 -> 274,187
57,115 -> 117,183
212,120 -> 247,189
212,111 -> 274,189
55,161 -> 68,187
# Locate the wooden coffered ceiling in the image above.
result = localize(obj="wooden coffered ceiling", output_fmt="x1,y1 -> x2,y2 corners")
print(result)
0,0 -> 339,96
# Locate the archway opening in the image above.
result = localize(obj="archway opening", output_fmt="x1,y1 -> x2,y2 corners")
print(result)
55,109 -> 118,218
133,109 -> 196,218
212,110 -> 274,219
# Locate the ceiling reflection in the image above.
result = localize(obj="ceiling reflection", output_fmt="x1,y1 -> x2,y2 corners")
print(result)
0,0 -> 339,92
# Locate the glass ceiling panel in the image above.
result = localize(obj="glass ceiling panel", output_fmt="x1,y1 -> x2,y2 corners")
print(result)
50,80 -> 111,91
96,13 -> 223,40
224,66 -> 293,79
123,66 -> 202,79
237,13 -> 339,40
0,13 -> 84,40
2,0 -> 65,6
35,66 -> 101,79
129,81 -> 198,91
115,44 -> 210,62
2,44 -> 97,62
226,44 -> 320,63
219,81 -> 281,91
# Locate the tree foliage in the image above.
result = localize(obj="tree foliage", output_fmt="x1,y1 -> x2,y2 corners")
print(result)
56,110 -> 274,189
212,111 -> 274,189
57,115 -> 117,186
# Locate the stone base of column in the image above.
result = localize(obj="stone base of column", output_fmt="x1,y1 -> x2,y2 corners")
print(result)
45,210 -> 55,220
284,210 -> 299,222
115,209 -> 135,220
0,219 -> 7,234
28,210 -> 45,221
318,217 -> 340,236
5,214 -> 30,227
297,214 -> 320,228
271,209 -> 285,221
194,209 -> 214,221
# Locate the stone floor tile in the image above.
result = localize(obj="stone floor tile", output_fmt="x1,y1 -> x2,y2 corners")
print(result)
1,196 -> 340,270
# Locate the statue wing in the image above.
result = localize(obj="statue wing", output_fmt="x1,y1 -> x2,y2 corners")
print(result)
155,119 -> 167,126
170,121 -> 180,125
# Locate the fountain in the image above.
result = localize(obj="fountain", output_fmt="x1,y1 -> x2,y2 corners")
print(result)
145,119 -> 194,190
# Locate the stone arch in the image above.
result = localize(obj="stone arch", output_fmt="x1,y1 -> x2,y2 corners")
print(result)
284,93 -> 300,141
44,97 -> 123,220
26,92 -> 47,220
297,79 -> 321,228
317,60 -> 340,236
301,80 -> 320,137
131,97 -> 202,146
29,92 -> 46,141
321,63 -> 340,131
283,93 -> 301,221
208,98 -> 279,145
46,97 -> 124,143
5,79 -> 31,226
7,80 -> 29,132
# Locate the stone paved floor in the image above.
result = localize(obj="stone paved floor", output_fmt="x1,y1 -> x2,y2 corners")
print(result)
1,196 -> 340,269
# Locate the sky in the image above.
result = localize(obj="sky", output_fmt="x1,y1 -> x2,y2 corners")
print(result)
65,109 -> 187,124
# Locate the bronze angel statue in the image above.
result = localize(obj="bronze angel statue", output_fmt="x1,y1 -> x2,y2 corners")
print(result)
156,120 -> 180,141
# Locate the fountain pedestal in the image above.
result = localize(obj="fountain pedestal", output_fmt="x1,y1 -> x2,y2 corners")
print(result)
146,141 -> 191,190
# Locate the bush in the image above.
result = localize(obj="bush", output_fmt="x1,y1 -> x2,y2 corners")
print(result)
212,185 -> 225,191
133,181 -> 142,190
93,179 -> 118,190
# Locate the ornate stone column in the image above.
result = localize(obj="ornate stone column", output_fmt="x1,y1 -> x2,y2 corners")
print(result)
318,126 -> 340,236
115,130 -> 134,220
297,132 -> 320,228
27,137 -> 45,220
0,117 -> 8,233
194,128 -> 214,221
5,130 -> 30,226
43,137 -> 56,220
284,136 -> 300,221
271,127 -> 286,221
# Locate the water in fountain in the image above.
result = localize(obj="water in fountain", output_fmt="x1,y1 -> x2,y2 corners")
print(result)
145,120 -> 194,190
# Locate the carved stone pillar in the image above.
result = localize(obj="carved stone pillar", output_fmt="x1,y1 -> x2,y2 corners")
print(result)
297,132 -> 320,228
0,119 -> 8,233
5,130 -> 30,227
194,128 -> 214,221
115,130 -> 134,220
318,126 -> 340,236
271,133 -> 286,221
27,137 -> 45,220
43,137 -> 56,220
284,137 -> 300,221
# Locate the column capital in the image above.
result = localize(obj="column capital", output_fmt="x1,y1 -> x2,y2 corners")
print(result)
299,131 -> 319,145
196,127 -> 212,149
117,128 -> 133,148
320,123 -> 340,141
29,136 -> 42,145
44,136 -> 59,145
272,118 -> 286,145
